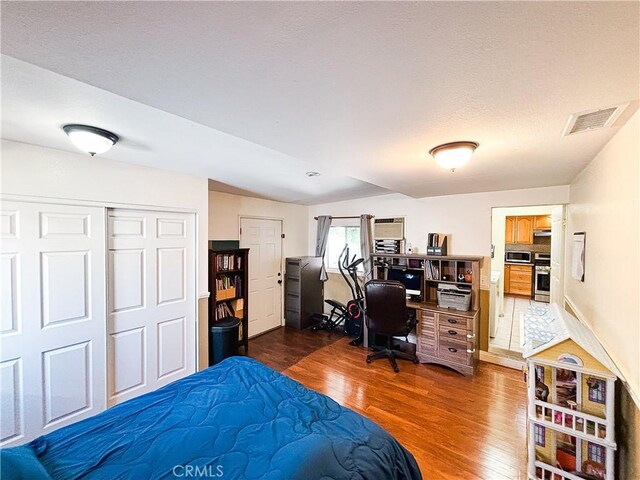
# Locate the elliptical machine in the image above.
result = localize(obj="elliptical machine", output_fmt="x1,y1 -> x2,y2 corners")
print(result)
311,244 -> 365,342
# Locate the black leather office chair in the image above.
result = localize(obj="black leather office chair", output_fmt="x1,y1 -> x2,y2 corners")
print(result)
364,279 -> 419,373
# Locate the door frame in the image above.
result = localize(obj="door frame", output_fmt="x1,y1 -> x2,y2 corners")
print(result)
1,194 -> 201,376
486,203 -> 567,366
238,215 -> 285,329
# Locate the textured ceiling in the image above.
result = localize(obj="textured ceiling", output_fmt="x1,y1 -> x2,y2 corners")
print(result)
1,1 -> 638,203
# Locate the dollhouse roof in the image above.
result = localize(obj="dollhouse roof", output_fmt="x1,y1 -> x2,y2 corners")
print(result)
522,303 -> 621,378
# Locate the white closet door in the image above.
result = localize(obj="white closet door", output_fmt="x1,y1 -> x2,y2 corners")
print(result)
107,210 -> 195,406
0,201 -> 106,447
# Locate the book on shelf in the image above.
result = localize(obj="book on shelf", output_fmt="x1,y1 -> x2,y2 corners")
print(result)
216,253 -> 243,271
425,260 -> 440,280
215,301 -> 235,320
215,274 -> 242,292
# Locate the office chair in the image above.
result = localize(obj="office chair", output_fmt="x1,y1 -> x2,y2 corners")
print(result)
364,279 -> 419,373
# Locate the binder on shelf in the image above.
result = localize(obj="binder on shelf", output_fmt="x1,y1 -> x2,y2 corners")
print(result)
427,233 -> 448,256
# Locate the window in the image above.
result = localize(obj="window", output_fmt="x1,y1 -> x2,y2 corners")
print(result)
326,225 -> 361,271
587,442 -> 605,465
534,424 -> 545,447
588,377 -> 606,404
535,365 -> 545,382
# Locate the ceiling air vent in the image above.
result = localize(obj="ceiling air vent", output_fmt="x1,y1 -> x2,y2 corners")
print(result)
563,103 -> 628,136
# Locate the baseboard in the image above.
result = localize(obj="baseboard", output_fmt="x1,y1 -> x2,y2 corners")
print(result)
480,350 -> 525,371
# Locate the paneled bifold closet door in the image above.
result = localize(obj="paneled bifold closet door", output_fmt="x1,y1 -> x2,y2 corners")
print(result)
0,201 -> 106,447
107,209 -> 196,406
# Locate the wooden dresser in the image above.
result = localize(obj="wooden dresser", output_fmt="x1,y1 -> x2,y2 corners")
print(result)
372,253 -> 482,376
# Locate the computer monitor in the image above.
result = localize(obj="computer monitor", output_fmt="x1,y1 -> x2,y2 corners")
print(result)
387,269 -> 423,297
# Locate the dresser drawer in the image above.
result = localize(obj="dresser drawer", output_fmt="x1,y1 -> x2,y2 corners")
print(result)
438,313 -> 473,331
438,338 -> 472,366
438,323 -> 469,342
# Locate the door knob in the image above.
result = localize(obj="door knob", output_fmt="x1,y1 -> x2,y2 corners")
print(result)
277,279 -> 282,284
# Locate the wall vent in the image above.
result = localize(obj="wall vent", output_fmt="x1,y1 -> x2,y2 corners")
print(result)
562,103 -> 628,136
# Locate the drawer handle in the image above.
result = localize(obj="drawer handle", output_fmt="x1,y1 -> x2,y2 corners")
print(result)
466,334 -> 475,339
447,319 -> 458,324
467,348 -> 476,354
448,330 -> 457,335
448,347 -> 458,353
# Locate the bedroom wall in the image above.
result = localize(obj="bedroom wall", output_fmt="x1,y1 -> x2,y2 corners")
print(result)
564,110 -> 640,478
208,190 -> 309,257
308,185 -> 571,350
0,139 -> 211,367
207,191 -> 309,353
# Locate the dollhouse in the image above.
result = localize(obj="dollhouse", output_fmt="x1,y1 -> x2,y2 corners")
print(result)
522,303 -> 620,480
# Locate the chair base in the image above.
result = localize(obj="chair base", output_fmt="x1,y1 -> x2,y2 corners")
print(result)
366,345 -> 419,373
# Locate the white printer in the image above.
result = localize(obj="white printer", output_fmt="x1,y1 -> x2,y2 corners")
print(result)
437,283 -> 472,311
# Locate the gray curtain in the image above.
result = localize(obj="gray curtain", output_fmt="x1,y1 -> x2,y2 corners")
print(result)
315,215 -> 332,281
360,214 -> 374,281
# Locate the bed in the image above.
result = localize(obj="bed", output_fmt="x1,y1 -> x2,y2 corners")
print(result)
1,357 -> 421,480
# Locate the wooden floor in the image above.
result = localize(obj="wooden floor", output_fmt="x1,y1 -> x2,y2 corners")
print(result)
249,327 -> 528,480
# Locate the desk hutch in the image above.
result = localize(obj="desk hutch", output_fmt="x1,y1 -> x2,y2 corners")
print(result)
372,253 -> 482,376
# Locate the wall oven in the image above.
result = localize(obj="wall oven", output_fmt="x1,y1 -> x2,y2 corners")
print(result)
534,253 -> 551,302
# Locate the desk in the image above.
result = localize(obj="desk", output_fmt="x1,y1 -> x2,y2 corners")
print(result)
369,252 -> 483,375
407,300 -> 480,376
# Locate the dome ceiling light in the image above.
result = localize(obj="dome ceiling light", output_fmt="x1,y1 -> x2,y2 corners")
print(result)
62,124 -> 119,156
429,141 -> 479,172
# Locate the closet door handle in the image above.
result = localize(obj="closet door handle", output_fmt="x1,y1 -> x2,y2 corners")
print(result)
466,334 -> 476,339
448,347 -> 458,353
467,348 -> 476,354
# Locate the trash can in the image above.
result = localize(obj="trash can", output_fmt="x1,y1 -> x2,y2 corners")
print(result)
209,317 -> 241,366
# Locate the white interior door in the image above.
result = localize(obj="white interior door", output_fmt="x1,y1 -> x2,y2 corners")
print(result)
107,209 -> 195,406
550,206 -> 565,305
239,218 -> 283,337
1,201 -> 106,446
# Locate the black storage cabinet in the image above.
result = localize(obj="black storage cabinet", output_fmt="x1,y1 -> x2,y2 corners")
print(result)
285,256 -> 324,329
209,317 -> 241,365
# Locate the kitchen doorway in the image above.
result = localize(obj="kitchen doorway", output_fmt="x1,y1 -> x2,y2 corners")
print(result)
488,205 -> 565,359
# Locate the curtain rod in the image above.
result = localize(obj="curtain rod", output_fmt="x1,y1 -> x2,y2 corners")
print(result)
313,215 -> 374,220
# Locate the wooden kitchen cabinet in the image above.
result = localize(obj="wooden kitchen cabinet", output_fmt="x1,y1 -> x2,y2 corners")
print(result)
505,264 -> 532,297
505,216 -> 516,244
534,215 -> 552,230
505,215 -> 534,245
504,265 -> 511,294
515,216 -> 534,244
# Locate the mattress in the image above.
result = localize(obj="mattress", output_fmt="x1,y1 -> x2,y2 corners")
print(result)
2,356 -> 421,480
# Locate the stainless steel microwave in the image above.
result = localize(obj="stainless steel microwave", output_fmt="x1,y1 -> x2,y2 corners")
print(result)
505,251 -> 532,263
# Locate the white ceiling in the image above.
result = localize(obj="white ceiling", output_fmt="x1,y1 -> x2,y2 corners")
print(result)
1,1 -> 638,204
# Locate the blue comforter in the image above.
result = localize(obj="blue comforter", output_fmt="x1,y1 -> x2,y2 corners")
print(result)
4,357 -> 421,479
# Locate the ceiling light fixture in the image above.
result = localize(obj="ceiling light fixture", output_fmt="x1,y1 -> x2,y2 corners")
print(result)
305,171 -> 321,177
62,124 -> 119,156
429,141 -> 479,172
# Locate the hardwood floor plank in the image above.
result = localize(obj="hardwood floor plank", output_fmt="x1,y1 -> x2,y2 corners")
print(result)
248,327 -> 528,479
